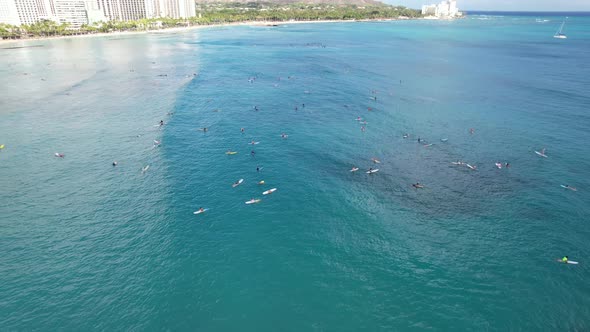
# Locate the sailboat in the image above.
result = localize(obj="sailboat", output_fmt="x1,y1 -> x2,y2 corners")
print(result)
554,19 -> 567,39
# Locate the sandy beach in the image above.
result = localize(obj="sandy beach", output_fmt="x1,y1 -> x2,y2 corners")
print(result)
0,18 -> 408,46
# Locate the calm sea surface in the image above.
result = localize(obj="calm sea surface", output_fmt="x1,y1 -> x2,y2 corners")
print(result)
1,13 -> 590,331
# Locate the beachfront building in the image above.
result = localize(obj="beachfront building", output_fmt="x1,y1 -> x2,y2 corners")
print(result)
145,0 -> 194,19
95,0 -> 146,21
0,0 -> 194,26
0,0 -> 21,25
1,0 -> 56,25
421,0 -> 461,19
54,0 -> 87,28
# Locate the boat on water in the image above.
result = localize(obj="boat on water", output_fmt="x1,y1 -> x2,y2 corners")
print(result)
554,19 -> 567,39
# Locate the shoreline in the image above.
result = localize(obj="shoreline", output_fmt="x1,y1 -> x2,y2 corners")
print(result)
0,18 -> 416,45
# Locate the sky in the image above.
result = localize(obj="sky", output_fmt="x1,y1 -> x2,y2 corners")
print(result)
386,0 -> 590,11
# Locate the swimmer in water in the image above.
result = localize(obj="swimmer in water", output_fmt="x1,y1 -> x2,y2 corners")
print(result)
159,120 -> 164,126
470,128 -> 474,134
241,128 -> 245,133
251,150 -> 255,156
256,166 -> 260,172
418,137 -> 421,143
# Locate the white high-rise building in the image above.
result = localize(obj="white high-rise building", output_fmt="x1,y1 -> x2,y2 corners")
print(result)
0,0 -> 56,25
0,0 -> 22,25
421,0 -> 461,18
14,0 -> 42,24
54,0 -> 87,27
96,0 -> 145,21
146,0 -> 194,19
84,0 -> 104,24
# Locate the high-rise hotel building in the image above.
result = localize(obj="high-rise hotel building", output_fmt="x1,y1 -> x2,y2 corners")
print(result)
0,0 -> 195,26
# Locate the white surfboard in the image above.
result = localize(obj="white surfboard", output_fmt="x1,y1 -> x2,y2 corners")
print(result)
535,149 -> 548,158
249,141 -> 260,145
193,208 -> 209,215
142,165 -> 150,173
366,169 -> 379,174
232,179 -> 244,187
245,199 -> 261,204
263,188 -> 277,195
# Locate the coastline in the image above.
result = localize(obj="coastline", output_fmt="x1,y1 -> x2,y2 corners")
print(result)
0,18 -> 414,46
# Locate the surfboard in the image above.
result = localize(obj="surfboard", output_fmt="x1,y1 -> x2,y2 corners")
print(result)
263,188 -> 277,195
142,165 -> 150,173
226,151 -> 238,155
245,199 -> 261,204
232,179 -> 244,187
371,159 -> 381,164
535,151 -> 547,158
350,167 -> 359,172
193,209 -> 209,215
366,169 -> 379,174
557,259 -> 578,265
249,142 -> 260,145
440,138 -> 448,142
258,180 -> 265,185
466,164 -> 476,170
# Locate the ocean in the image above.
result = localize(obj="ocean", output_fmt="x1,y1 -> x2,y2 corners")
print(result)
1,13 -> 590,330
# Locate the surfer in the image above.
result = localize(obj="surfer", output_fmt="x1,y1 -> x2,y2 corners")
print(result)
563,185 -> 578,191
403,133 -> 409,139
505,163 -> 510,168
241,128 -> 245,133
281,133 -> 287,139
470,128 -> 474,134
413,183 -> 424,189
198,207 -> 204,213
256,166 -> 260,172
159,120 -> 164,126
251,150 -> 255,156
55,153 -> 64,158
112,161 -> 118,166
418,137 -> 421,143
561,256 -> 569,263
361,126 -> 366,132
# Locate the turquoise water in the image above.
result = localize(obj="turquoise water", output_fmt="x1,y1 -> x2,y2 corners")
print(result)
1,14 -> 590,330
